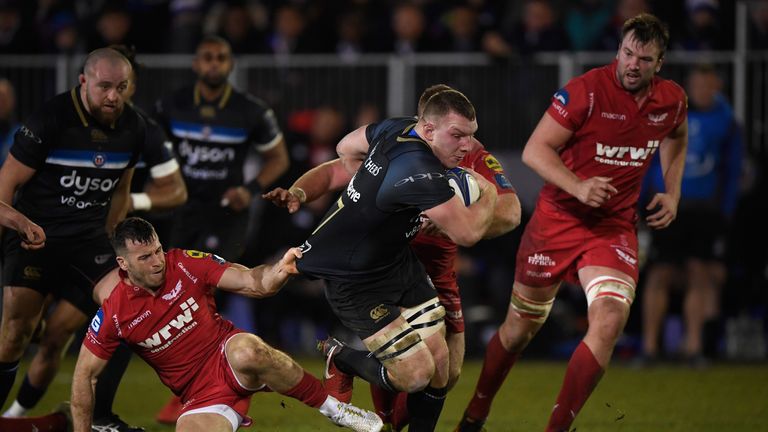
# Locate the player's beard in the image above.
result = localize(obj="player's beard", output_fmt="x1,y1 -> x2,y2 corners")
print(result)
86,89 -> 124,125
200,72 -> 228,90
617,67 -> 652,94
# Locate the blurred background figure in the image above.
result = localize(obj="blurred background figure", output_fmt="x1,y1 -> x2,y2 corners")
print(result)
676,0 -> 727,51
268,4 -> 314,56
0,77 -> 17,163
387,2 -> 437,55
205,0 -> 268,54
594,0 -> 650,50
565,0 -> 612,51
88,2 -> 134,51
335,10 -> 368,62
749,1 -> 768,49
442,5 -> 482,53
640,64 -> 743,366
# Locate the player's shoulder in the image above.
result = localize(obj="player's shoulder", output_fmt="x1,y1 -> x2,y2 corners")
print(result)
174,248 -> 227,267
653,76 -> 687,103
165,84 -> 196,108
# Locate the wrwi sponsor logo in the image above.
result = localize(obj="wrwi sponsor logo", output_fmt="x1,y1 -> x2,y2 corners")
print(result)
137,298 -> 199,349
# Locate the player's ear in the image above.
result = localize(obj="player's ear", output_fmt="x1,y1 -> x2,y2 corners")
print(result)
116,256 -> 128,271
79,73 -> 86,86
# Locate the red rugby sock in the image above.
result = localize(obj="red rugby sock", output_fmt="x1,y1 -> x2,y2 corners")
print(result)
283,371 -> 328,408
546,341 -> 604,432
464,331 -> 519,421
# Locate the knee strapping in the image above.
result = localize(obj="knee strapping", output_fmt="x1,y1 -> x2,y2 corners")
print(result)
367,321 -> 425,362
403,298 -> 446,340
509,290 -> 554,323
584,276 -> 635,307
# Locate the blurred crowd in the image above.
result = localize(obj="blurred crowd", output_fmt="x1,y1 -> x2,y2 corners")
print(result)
1,0 -> 768,57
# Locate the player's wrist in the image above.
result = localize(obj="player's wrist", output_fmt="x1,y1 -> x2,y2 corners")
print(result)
130,193 -> 152,211
288,186 -> 307,203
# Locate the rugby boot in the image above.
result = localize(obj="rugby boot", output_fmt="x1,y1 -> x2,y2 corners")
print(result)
325,398 -> 384,432
91,413 -> 145,432
318,337 -> 354,403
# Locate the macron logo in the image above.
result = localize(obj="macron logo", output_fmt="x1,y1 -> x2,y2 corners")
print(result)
137,298 -> 199,349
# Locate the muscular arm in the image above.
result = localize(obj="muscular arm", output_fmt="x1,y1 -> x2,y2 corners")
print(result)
138,168 -> 187,211
522,112 -> 617,207
423,176 -> 498,247
106,168 -> 135,234
0,154 -> 38,238
263,126 -> 368,212
71,347 -> 109,432
215,247 -> 302,298
646,118 -> 688,229
483,192 -> 522,239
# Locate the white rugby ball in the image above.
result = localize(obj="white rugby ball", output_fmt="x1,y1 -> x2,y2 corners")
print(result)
446,167 -> 481,206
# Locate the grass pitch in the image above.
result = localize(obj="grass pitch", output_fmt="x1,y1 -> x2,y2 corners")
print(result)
6,356 -> 768,431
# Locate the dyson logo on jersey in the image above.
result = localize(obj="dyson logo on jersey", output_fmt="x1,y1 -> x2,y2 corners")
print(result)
178,141 -> 235,165
137,297 -> 199,352
594,140 -> 659,167
59,170 -> 120,196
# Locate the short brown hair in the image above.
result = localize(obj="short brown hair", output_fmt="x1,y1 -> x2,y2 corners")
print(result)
111,217 -> 157,255
621,13 -> 670,59
417,84 -> 453,116
420,89 -> 475,122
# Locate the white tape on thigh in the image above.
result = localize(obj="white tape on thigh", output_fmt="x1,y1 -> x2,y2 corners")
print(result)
509,290 -> 554,323
584,276 -> 636,307
402,298 -> 446,339
367,319 -> 424,362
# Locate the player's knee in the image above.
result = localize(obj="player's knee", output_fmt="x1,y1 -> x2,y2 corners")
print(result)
447,367 -> 462,391
229,334 -> 272,369
400,358 -> 435,393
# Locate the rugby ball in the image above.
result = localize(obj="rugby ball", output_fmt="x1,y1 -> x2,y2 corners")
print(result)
446,167 -> 481,206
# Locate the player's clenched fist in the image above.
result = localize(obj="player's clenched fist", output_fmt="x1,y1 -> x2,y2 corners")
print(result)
574,176 -> 618,208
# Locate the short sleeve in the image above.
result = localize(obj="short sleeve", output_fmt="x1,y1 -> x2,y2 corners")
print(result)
82,306 -> 121,360
545,77 -> 591,131
250,103 -> 283,152
378,150 -> 454,212
178,250 -> 230,289
9,109 -> 53,169
142,119 -> 178,178
467,150 -> 516,195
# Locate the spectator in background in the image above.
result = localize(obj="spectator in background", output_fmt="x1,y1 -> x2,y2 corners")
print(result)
88,3 -> 134,51
749,1 -> 768,49
39,10 -> 84,54
268,5 -> 314,56
0,2 -> 36,54
512,0 -> 569,55
676,0 -> 725,51
336,10 -> 368,61
0,78 -> 17,163
206,1 -> 266,54
442,5 -> 483,52
595,0 -> 651,50
640,64 -> 743,366
565,0 -> 612,51
386,2 -> 438,54
167,0 -> 205,53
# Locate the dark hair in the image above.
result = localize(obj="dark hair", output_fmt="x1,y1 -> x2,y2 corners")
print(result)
420,89 -> 476,122
109,44 -> 141,81
111,217 -> 157,255
196,35 -> 232,53
417,84 -> 453,116
621,13 -> 670,59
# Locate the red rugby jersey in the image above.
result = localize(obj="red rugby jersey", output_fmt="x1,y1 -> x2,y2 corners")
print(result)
542,60 -> 687,221
410,139 -> 517,285
83,249 -> 231,394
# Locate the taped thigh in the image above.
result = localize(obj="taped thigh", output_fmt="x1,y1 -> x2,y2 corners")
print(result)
584,276 -> 635,307
402,297 -> 446,340
509,290 -> 554,323
366,320 -> 425,363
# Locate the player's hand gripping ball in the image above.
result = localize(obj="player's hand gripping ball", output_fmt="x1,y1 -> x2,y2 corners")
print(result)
446,167 -> 480,206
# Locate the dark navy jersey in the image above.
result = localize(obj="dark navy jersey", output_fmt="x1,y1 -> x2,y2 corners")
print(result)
297,117 -> 454,282
9,87 -> 145,240
130,105 -> 177,192
154,83 -> 282,203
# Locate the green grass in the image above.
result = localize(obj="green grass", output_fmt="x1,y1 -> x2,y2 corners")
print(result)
7,356 -> 768,431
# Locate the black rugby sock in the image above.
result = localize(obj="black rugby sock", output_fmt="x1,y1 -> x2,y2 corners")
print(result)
406,385 -> 447,432
0,360 -> 20,408
93,344 -> 132,418
16,374 -> 46,409
334,348 -> 396,392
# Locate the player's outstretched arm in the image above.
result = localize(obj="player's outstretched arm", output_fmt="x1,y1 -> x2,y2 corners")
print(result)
647,118 -> 688,229
71,347 -> 109,432
217,247 -> 303,298
263,158 -> 352,213
523,112 -> 617,208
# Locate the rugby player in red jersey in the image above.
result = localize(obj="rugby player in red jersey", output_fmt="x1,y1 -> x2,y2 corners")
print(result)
72,217 -> 383,432
457,13 -> 688,432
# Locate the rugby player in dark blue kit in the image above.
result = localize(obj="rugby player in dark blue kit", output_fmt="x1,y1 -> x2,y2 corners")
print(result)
0,47 -> 147,431
265,90 -> 498,431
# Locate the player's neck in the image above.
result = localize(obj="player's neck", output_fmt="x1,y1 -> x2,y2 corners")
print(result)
125,275 -> 161,295
196,81 -> 227,102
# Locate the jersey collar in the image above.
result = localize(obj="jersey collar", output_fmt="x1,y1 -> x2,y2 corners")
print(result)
193,82 -> 232,110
